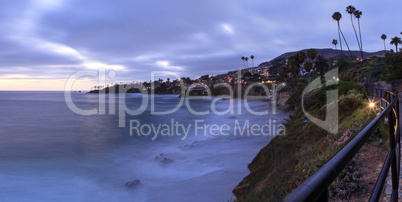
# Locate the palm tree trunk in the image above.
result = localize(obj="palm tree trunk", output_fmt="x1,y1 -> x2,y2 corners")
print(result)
339,27 -> 354,60
350,15 -> 361,53
337,22 -> 344,59
357,19 -> 363,59
383,40 -> 386,51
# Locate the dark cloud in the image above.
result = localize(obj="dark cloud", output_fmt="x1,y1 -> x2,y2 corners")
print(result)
0,0 -> 401,88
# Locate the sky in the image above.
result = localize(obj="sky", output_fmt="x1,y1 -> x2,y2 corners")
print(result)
0,0 -> 401,91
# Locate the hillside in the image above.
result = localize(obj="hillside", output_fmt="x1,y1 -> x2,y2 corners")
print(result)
258,48 -> 387,68
232,52 -> 402,201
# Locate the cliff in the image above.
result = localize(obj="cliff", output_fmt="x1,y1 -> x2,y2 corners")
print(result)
232,81 -> 368,200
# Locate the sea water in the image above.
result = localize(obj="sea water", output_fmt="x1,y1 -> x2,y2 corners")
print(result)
0,91 -> 289,202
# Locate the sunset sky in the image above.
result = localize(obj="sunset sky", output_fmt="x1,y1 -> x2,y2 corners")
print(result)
0,0 -> 401,90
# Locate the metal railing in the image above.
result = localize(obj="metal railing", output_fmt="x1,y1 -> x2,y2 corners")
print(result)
285,88 -> 400,201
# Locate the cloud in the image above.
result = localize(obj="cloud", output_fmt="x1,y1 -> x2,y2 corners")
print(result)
155,60 -> 183,71
1,0 -> 402,90
222,24 -> 234,34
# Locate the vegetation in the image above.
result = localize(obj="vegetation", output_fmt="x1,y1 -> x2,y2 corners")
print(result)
390,36 -> 402,53
381,34 -> 387,51
332,39 -> 338,50
346,5 -> 361,58
332,11 -> 353,60
354,9 -> 363,58
233,79 -> 379,200
234,49 -> 402,200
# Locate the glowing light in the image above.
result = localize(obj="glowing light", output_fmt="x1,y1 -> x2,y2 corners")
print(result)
369,102 -> 375,108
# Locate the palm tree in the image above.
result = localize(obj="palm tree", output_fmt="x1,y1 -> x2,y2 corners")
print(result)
241,56 -> 246,68
390,36 -> 402,53
346,6 -> 361,56
287,55 -> 300,78
278,66 -> 288,79
332,39 -> 338,49
295,51 -> 306,64
332,12 -> 343,58
381,34 -> 387,51
354,10 -> 363,59
306,48 -> 317,61
315,55 -> 329,81
250,55 -> 254,67
332,12 -> 353,60
304,61 -> 313,79
245,57 -> 249,68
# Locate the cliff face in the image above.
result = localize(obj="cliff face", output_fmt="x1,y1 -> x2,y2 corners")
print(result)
233,88 -> 293,199
276,91 -> 291,108
232,81 -> 367,200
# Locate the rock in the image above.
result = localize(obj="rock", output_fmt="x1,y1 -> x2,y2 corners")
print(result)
155,153 -> 173,164
161,157 -> 173,164
232,182 -> 250,199
125,179 -> 140,188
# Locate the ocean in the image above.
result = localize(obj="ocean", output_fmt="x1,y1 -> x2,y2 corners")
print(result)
0,91 -> 288,202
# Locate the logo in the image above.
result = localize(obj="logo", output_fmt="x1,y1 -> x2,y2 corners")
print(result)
301,68 -> 339,134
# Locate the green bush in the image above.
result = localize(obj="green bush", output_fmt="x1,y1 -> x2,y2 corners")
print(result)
384,53 -> 402,81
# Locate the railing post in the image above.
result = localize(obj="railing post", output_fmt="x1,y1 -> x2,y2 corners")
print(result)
396,98 -> 401,193
380,89 -> 383,109
388,106 -> 398,200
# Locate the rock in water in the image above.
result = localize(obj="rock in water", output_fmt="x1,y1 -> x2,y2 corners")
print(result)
154,153 -> 173,164
125,180 -> 140,188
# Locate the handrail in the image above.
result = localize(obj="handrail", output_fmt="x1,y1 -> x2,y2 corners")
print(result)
285,88 -> 400,201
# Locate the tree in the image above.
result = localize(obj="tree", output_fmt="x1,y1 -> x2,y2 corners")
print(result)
245,57 -> 249,68
332,12 -> 343,59
390,36 -> 402,53
287,54 -> 304,79
381,34 -> 387,51
332,12 -> 353,60
250,55 -> 254,67
346,6 -> 361,56
332,39 -> 338,50
200,75 -> 209,80
314,55 -> 329,80
304,61 -> 313,78
278,66 -> 288,79
282,52 -> 307,80
241,56 -> 246,68
306,48 -> 317,61
354,10 -> 364,59
295,51 -> 306,65
243,72 -> 252,78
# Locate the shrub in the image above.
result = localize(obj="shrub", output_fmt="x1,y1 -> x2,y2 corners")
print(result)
384,53 -> 402,81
